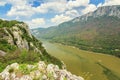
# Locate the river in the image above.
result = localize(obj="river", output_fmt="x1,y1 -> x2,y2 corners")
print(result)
42,41 -> 120,80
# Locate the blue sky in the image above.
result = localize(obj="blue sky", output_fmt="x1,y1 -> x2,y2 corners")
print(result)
0,0 -> 119,29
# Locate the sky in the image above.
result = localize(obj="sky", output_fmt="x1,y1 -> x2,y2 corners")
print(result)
0,0 -> 120,29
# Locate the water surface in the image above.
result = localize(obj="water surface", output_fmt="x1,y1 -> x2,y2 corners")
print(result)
42,41 -> 120,80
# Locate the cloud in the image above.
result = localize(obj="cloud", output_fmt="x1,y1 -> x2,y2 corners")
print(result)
6,0 -> 67,17
0,1 -> 6,6
97,3 -> 103,7
26,18 -> 45,29
35,1 -> 67,13
44,0 -> 66,2
82,4 -> 97,14
6,0 -> 35,17
104,0 -> 120,6
67,0 -> 89,9
65,9 -> 80,17
2,0 -> 120,28
7,6 -> 35,17
6,0 -> 91,17
51,14 -> 72,24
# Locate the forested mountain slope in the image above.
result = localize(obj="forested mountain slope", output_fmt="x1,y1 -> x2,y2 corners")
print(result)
32,5 -> 120,57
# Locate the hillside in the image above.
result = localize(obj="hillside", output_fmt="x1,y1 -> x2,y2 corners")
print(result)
0,61 -> 83,80
0,19 -> 63,70
32,5 -> 120,57
0,19 -> 83,80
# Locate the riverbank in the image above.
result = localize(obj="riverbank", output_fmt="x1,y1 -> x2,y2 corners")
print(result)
42,41 -> 120,80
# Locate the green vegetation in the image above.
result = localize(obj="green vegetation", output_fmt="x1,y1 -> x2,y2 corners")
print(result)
40,50 -> 63,68
0,19 -> 23,28
19,64 -> 37,74
0,19 -> 63,72
0,43 -> 62,73
0,39 -> 17,52
0,50 -> 40,72
32,16 -> 120,57
97,63 -> 120,80
43,41 -> 120,80
8,68 -> 14,73
0,28 -> 17,52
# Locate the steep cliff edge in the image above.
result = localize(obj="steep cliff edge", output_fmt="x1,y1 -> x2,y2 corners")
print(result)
0,19 -> 83,80
0,19 -> 42,53
0,19 -> 62,70
78,5 -> 120,21
0,62 -> 84,80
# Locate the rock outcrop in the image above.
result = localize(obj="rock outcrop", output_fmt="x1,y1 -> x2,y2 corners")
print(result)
0,50 -> 6,56
3,23 -> 42,53
0,61 -> 84,80
72,5 -> 120,22
0,19 -> 84,80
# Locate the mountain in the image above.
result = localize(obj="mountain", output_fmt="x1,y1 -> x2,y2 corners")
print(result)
32,5 -> 120,57
0,19 -> 83,80
0,19 -> 62,70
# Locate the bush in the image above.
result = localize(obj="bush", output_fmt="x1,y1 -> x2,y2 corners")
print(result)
0,49 -> 41,72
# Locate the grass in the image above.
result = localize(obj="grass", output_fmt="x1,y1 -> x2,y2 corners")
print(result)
0,49 -> 41,72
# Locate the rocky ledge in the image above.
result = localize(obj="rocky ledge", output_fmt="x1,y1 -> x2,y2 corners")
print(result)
0,61 -> 84,80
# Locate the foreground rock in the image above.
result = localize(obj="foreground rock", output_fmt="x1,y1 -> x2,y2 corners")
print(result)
0,61 -> 84,80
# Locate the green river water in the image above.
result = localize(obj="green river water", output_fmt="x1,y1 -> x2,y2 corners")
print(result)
42,41 -> 120,80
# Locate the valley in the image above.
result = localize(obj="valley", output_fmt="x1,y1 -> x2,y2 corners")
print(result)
42,40 -> 120,80
1,1 -> 120,80
31,5 -> 120,80
32,5 -> 120,57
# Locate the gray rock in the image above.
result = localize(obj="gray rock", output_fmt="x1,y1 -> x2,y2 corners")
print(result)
0,50 -> 6,56
72,5 -> 120,22
0,61 -> 84,80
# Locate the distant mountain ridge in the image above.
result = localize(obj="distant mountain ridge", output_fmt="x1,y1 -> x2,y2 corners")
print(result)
78,5 -> 120,21
32,5 -> 120,57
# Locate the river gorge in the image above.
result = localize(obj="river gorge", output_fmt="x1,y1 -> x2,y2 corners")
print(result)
42,41 -> 120,80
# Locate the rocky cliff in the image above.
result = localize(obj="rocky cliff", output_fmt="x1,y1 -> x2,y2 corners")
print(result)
0,19 -> 83,80
0,61 -> 84,80
73,5 -> 120,22
1,21 -> 42,53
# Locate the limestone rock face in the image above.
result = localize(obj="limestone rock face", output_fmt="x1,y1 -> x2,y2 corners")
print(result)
72,5 -> 120,22
0,61 -> 84,80
2,23 -> 42,53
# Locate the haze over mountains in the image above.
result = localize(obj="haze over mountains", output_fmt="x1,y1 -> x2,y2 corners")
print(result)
32,5 -> 120,57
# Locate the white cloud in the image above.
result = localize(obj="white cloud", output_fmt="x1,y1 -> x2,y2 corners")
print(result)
26,18 -> 45,29
82,4 -> 97,14
6,0 -> 91,17
67,0 -> 89,9
0,1 -> 6,6
7,6 -> 35,17
35,1 -> 67,13
104,0 -> 120,6
51,14 -> 72,24
44,0 -> 66,2
3,0 -> 120,28
65,9 -> 80,17
7,0 -> 35,17
6,0 -> 67,17
97,3 -> 103,7
36,0 -> 90,13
